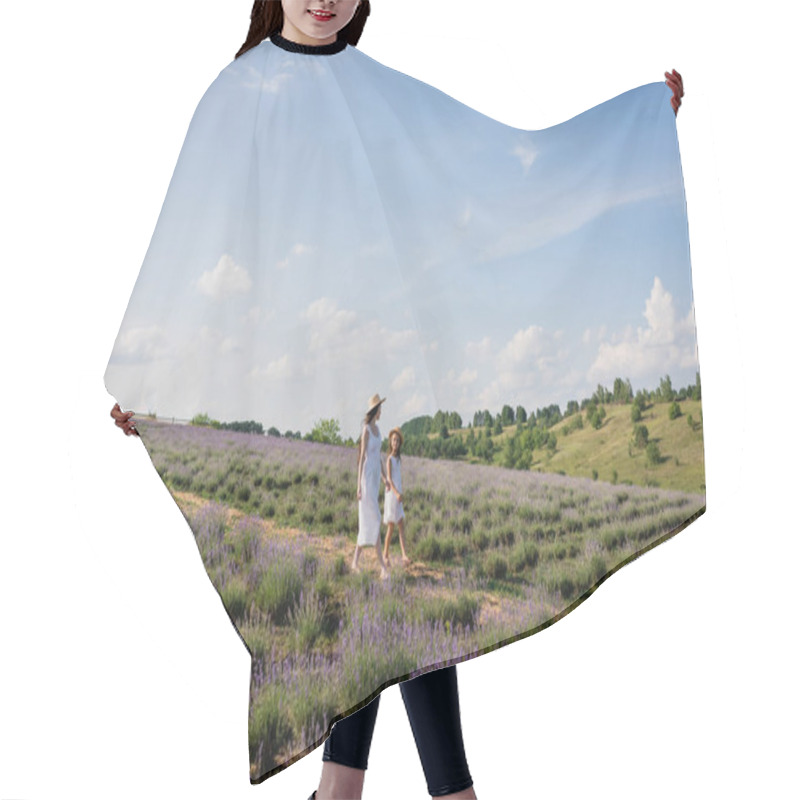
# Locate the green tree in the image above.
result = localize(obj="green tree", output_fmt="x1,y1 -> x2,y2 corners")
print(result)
646,440 -> 662,466
222,420 -> 264,434
466,427 -> 476,454
632,424 -> 649,449
501,404 -> 515,425
586,403 -> 606,430
190,412 -> 220,428
669,401 -> 682,420
631,404 -> 642,423
493,417 -> 503,435
593,383 -> 612,405
311,418 -> 343,445
515,405 -> 528,424
692,371 -> 702,401
267,426 -> 282,437
659,374 -> 675,402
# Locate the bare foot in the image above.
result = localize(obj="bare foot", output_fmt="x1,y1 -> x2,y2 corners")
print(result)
380,568 -> 390,580
384,554 -> 392,566
351,560 -> 361,573
401,555 -> 411,566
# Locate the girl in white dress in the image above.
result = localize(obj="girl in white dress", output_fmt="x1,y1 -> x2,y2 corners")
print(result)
383,427 -> 411,567
352,393 -> 390,580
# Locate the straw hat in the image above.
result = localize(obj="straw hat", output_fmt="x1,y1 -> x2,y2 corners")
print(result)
366,393 -> 386,414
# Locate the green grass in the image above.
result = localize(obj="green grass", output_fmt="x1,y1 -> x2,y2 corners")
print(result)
534,400 -> 704,492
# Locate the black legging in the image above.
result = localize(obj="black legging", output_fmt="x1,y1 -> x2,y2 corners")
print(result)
323,665 -> 473,797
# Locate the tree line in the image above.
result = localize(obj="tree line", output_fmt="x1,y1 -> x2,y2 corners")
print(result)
187,372 -> 702,470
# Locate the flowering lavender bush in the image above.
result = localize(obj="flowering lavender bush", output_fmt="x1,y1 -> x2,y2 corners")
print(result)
136,419 -> 704,778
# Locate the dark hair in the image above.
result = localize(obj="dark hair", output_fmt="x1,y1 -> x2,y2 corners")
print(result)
356,403 -> 380,466
236,0 -> 371,59
363,404 -> 380,427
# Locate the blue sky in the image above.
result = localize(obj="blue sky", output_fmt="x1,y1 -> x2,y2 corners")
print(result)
106,41 -> 699,439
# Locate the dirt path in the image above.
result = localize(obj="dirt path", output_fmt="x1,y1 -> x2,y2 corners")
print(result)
170,489 -> 446,583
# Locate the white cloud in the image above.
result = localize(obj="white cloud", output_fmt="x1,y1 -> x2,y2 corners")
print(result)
588,277 -> 698,381
196,254 -> 252,299
111,324 -> 166,363
497,325 -> 549,368
582,324 -> 607,345
219,337 -> 241,355
248,354 -> 291,382
464,325 -> 569,412
477,181 -> 676,264
512,141 -> 538,173
392,366 -> 416,391
446,368 -> 478,387
402,392 -> 429,416
277,242 -> 314,270
465,336 -> 492,360
457,201 -> 473,228
300,297 -> 417,365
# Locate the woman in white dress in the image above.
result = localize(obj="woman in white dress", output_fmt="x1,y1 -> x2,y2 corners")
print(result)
352,393 -> 391,580
383,427 -> 411,567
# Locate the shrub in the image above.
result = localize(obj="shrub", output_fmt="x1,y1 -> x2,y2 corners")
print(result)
249,689 -> 293,767
485,553 -> 509,580
632,424 -> 649,449
559,576 -> 576,600
254,560 -> 303,624
509,541 -> 540,572
237,485 -> 251,503
646,441 -> 662,466
669,401 -> 682,420
419,594 -> 480,629
416,537 -> 441,561
288,589 -> 327,651
220,576 -> 248,623
590,554 -> 608,583
601,529 -> 625,551
473,530 -> 490,551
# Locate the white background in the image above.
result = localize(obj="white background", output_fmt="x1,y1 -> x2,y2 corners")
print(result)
1,1 -> 797,798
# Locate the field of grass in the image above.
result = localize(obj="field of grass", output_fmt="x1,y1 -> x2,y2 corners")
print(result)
449,399 -> 705,493
542,399 -> 705,491
135,419 -> 705,781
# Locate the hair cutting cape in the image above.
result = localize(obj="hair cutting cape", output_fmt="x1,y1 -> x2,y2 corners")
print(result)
105,33 -> 705,783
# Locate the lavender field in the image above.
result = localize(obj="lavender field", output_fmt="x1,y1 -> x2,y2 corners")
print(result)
135,419 -> 704,781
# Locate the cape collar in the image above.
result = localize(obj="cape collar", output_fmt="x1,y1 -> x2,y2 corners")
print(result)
270,32 -> 348,56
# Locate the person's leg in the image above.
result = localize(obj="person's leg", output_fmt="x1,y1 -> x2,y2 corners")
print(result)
397,517 -> 411,563
316,694 -> 381,800
383,522 -> 394,563
374,538 -> 390,579
400,666 -> 476,799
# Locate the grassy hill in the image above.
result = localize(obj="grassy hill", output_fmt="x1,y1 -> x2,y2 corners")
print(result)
442,400 -> 705,494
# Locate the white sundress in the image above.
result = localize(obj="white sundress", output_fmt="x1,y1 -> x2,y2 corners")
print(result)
383,455 -> 405,524
357,424 -> 382,546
